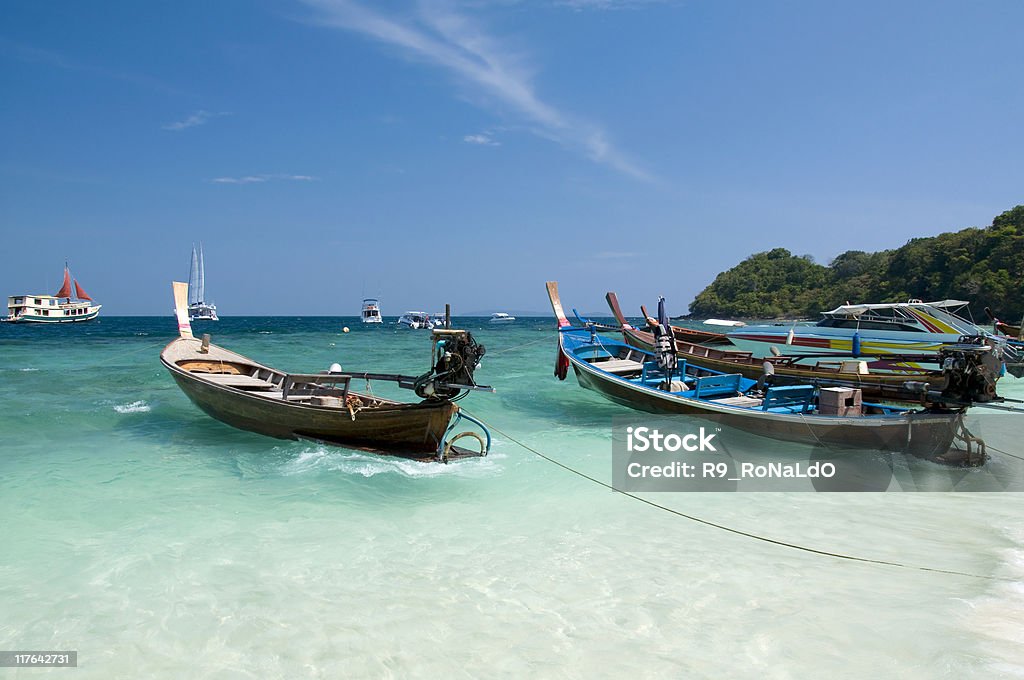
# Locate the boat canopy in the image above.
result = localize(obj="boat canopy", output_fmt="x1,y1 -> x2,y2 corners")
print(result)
822,300 -> 971,316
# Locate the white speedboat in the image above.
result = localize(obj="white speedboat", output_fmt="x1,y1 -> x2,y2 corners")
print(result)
727,300 -> 992,359
397,311 -> 435,329
361,298 -> 383,324
488,313 -> 516,324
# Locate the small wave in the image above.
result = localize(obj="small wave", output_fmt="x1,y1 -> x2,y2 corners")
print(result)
114,400 -> 151,414
19,368 -> 39,372
964,525 -> 1024,675
280,446 -> 500,478
258,331 -> 273,334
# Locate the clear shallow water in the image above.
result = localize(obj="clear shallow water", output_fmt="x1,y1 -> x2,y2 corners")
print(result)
2,317 -> 1024,678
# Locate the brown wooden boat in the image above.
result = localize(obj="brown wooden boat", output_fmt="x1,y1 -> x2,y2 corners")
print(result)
161,282 -> 491,461
606,292 -> 954,401
637,303 -> 730,345
985,307 -> 1023,339
996,321 -> 1022,337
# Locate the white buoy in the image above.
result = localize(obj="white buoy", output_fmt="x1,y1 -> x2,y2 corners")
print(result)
342,327 -> 350,333
329,363 -> 342,373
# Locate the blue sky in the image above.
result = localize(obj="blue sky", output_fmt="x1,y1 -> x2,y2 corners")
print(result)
1,0 -> 1021,315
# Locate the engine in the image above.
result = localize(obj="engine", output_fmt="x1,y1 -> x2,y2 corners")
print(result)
415,330 -> 487,400
937,335 -> 1002,404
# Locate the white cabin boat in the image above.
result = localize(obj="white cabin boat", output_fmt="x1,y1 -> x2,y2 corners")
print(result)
361,298 -> 383,323
5,264 -> 101,323
489,313 -> 516,324
187,245 -> 218,321
398,312 -> 435,330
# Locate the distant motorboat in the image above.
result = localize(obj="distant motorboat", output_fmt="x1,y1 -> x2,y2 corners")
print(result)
361,298 -> 383,324
398,311 -> 436,330
489,313 -> 516,324
5,263 -> 101,323
187,244 -> 218,321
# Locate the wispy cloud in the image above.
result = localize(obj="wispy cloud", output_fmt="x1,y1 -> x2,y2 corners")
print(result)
297,0 -> 651,180
211,174 -> 318,184
163,110 -> 229,131
464,132 -> 500,146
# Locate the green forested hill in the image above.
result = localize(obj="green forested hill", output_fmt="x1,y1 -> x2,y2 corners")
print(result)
689,206 -> 1024,321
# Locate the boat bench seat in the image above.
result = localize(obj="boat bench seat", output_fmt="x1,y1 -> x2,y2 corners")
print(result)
258,392 -> 319,402
200,373 -> 277,390
640,359 -> 688,385
693,373 -> 743,399
761,385 -> 816,413
595,358 -> 644,375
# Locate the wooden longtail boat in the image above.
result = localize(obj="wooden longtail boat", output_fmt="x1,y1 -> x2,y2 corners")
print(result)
161,282 -> 492,462
548,282 -> 985,464
637,303 -> 730,345
983,307 -> 1024,378
606,292 -> 956,402
985,307 -> 1023,338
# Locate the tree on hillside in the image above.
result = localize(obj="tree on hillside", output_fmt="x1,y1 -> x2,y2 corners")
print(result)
688,206 -> 1024,320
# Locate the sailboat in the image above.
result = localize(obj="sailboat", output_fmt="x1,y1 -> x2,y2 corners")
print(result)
188,244 -> 219,321
5,263 -> 102,323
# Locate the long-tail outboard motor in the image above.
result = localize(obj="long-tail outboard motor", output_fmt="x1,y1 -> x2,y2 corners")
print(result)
936,335 -> 1002,405
415,329 -> 487,400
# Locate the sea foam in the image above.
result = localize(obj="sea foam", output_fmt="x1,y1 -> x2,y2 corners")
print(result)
114,400 -> 151,414
280,446 -> 499,479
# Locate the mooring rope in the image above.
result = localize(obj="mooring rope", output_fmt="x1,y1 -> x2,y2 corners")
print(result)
985,443 -> 1024,462
485,337 -> 551,355
464,408 -> 1015,583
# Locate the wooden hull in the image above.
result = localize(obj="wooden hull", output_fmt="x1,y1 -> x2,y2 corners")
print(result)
667,324 -> 728,345
996,321 -> 1022,338
161,338 -> 464,460
569,360 -> 955,457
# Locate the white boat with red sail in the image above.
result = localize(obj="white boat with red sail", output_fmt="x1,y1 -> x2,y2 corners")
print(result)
5,263 -> 101,323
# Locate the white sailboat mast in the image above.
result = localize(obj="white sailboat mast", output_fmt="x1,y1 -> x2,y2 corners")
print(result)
197,243 -> 206,304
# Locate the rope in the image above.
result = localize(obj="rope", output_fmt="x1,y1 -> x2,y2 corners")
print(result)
986,443 -> 1024,462
464,408 -> 1015,584
486,337 -> 550,355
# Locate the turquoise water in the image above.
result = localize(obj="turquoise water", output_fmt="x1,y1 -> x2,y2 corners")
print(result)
2,317 -> 1024,678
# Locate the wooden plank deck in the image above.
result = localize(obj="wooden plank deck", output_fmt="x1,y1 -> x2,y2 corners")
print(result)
593,359 -> 644,375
